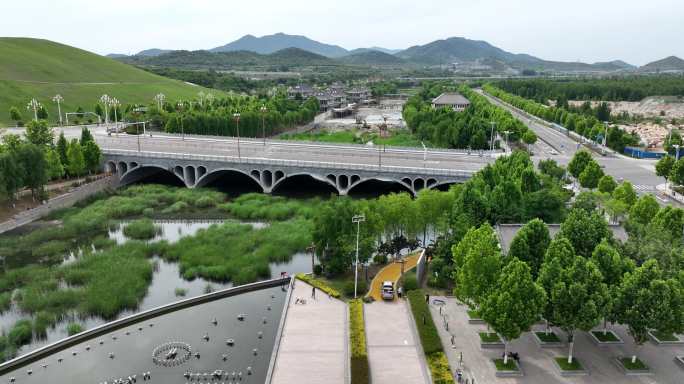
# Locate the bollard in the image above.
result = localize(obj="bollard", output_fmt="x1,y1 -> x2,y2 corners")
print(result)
446,321 -> 449,331
422,315 -> 426,325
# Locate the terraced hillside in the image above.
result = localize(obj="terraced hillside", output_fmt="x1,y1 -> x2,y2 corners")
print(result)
0,38 -> 216,127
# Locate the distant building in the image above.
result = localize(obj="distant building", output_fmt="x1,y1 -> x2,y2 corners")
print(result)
287,84 -> 315,99
345,87 -> 371,104
431,92 -> 471,112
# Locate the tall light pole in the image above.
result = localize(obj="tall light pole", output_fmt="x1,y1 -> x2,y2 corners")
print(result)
503,130 -> 511,154
674,144 -> 681,161
176,101 -> 185,140
99,94 -> 111,124
260,105 -> 268,145
154,93 -> 166,110
352,214 -> 365,299
27,98 -> 41,121
52,94 -> 64,126
111,97 -> 120,134
421,141 -> 427,167
233,112 -> 241,160
489,121 -> 496,154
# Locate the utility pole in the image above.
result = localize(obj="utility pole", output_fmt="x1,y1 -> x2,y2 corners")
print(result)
352,214 -> 365,299
260,105 -> 268,146
233,112 -> 241,160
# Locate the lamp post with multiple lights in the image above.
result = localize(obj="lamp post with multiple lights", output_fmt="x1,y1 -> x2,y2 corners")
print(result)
260,105 -> 268,145
154,93 -> 165,110
99,94 -> 112,124
233,112 -> 241,160
52,94 -> 64,125
27,98 -> 41,121
177,101 -> 185,140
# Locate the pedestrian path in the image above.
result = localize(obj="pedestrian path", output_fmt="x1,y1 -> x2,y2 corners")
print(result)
270,279 -> 348,384
367,252 -> 421,301
365,301 -> 430,384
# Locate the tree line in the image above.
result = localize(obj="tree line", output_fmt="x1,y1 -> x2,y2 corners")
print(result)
484,84 -> 639,153
493,76 -> 684,102
0,122 -> 101,203
402,83 -> 531,150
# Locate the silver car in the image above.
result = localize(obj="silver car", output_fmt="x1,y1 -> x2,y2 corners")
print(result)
381,281 -> 394,300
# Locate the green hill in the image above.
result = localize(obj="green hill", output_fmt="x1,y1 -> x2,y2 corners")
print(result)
0,37 -> 217,127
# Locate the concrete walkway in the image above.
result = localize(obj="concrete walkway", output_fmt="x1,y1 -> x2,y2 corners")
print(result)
270,279 -> 348,384
365,301 -> 430,384
367,252 -> 420,301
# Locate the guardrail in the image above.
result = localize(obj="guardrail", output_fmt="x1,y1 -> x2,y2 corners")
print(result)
103,149 -> 477,178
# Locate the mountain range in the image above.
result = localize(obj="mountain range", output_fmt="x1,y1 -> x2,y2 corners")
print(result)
110,33 -> 683,73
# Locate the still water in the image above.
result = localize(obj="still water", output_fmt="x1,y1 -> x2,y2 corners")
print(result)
0,220 -> 312,358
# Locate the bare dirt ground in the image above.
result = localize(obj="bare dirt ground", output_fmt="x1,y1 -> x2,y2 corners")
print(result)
321,100 -> 406,130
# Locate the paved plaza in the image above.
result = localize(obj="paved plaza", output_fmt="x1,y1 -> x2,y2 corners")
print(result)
365,301 -> 430,384
429,296 -> 684,384
270,280 -> 348,384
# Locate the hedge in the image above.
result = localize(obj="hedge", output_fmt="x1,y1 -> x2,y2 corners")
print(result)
349,299 -> 369,384
295,274 -> 341,298
407,290 -> 455,384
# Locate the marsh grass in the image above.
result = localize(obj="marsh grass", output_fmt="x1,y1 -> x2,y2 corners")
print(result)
123,219 -> 161,240
219,193 -> 321,221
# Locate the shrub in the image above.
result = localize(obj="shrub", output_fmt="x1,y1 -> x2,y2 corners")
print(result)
373,254 -> 388,265
427,352 -> 455,384
123,219 -> 161,240
33,311 -> 57,339
194,196 -> 217,208
174,288 -> 187,297
162,201 -> 189,214
402,275 -> 418,291
406,290 -> 443,354
349,299 -> 369,384
0,292 -> 11,312
343,280 -> 367,298
295,274 -> 341,298
66,322 -> 83,336
142,208 -> 154,217
313,264 -> 323,276
8,320 -> 33,346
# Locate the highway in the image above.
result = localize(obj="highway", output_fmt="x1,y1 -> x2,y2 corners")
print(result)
477,90 -> 673,203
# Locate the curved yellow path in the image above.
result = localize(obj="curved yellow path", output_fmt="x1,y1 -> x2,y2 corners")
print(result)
367,251 -> 421,301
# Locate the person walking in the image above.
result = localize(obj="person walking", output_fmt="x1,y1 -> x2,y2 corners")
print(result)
311,286 -> 316,300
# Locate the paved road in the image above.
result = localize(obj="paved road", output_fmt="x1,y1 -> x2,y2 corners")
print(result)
367,253 -> 420,301
478,90 -> 677,204
365,301 -> 430,384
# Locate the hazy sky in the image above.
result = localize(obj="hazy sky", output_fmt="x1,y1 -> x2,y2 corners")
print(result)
3,0 -> 682,65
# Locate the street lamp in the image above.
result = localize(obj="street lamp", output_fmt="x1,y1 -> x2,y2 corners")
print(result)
154,93 -> 166,110
489,121 -> 496,152
674,144 -> 681,161
260,105 -> 268,145
177,101 -> 185,140
110,97 -> 120,133
503,130 -> 511,154
27,98 -> 41,121
233,112 -> 241,160
99,94 -> 111,124
52,94 -> 64,126
352,214 -> 365,299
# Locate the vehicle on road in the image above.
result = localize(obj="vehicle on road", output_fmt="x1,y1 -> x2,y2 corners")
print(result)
381,281 -> 394,300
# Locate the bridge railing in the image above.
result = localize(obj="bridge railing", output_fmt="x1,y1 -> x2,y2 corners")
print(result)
103,149 -> 476,178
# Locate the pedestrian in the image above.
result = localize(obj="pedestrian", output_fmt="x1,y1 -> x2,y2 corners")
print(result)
311,286 -> 316,300
425,293 -> 430,304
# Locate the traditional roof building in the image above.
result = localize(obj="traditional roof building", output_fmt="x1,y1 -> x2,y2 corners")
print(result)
432,92 -> 471,112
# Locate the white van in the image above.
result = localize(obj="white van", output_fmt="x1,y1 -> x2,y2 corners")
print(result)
381,281 -> 394,300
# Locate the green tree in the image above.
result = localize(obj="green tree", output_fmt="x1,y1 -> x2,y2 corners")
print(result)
538,159 -> 566,180
522,130 -> 537,152
453,223 -> 501,308
66,140 -> 86,179
560,209 -> 611,257
670,158 -> 684,186
24,120 -> 54,147
597,175 -> 617,194
80,128 -> 94,145
9,106 -> 22,127
579,160 -> 603,189
15,144 -> 48,200
612,181 -> 637,207
614,260 -> 683,364
508,218 -> 550,278
538,247 -> 608,364
520,167 -> 541,194
629,195 -> 660,226
651,206 -> 684,240
480,258 -> 546,365
490,180 -> 522,223
36,105 -> 48,120
655,155 -> 675,181
56,131 -> 69,168
0,151 -> 24,201
591,240 -> 633,335
45,149 -> 64,180
82,141 -> 102,174
568,150 -> 593,178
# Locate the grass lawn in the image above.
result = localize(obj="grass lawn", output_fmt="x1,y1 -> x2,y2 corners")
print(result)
493,358 -> 519,371
467,309 -> 481,319
555,357 -> 584,371
535,331 -> 561,342
479,332 -> 502,343
619,357 -> 649,371
591,330 -> 620,342
652,331 -> 680,342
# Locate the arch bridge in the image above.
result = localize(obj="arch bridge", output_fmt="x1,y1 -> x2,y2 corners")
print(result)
103,150 -> 475,196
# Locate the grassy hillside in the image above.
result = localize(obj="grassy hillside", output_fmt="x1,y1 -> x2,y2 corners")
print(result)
0,38 -> 217,127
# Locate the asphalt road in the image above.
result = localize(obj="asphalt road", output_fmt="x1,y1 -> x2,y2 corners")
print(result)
477,90 -> 675,204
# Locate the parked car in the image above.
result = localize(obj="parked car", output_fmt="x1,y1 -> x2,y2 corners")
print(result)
381,281 -> 394,300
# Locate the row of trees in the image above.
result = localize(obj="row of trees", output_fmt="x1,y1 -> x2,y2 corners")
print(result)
494,76 -> 684,103
484,84 -> 640,153
402,83 -> 531,150
0,121 -> 101,203
656,154 -> 684,186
